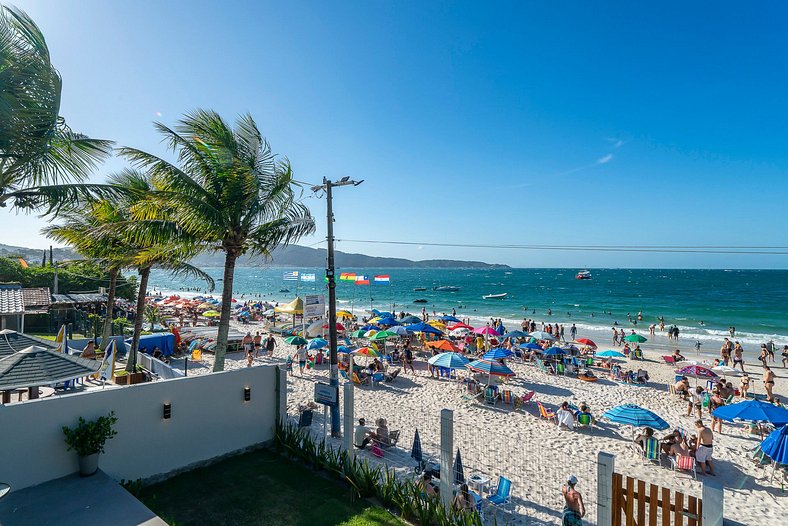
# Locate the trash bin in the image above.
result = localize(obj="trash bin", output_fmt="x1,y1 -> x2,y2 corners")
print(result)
298,410 -> 313,428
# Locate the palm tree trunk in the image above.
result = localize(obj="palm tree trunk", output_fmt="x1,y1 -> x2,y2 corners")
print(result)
127,266 -> 151,372
213,250 -> 238,372
99,268 -> 118,351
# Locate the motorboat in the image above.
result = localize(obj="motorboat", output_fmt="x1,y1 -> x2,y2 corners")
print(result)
413,298 -> 428,303
279,288 -> 291,293
575,270 -> 592,280
413,287 -> 427,291
433,285 -> 460,292
482,293 -> 507,300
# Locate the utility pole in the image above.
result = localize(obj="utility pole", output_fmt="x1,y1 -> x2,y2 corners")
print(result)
313,176 -> 363,437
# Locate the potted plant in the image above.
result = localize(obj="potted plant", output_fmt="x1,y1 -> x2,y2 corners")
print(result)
62,412 -> 118,476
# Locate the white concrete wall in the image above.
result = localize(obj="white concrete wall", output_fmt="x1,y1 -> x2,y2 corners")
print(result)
0,366 -> 278,490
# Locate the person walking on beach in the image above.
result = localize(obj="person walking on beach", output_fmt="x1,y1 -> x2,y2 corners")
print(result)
403,344 -> 415,374
265,334 -> 276,358
253,331 -> 262,357
561,475 -> 585,525
782,345 -> 788,368
611,327 -> 618,346
759,345 -> 769,368
570,324 -> 577,341
764,366 -> 776,402
766,340 -> 776,363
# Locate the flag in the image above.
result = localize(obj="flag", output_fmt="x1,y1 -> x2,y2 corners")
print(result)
355,275 -> 369,285
54,324 -> 68,354
339,272 -> 356,281
301,273 -> 316,282
283,271 -> 299,281
98,340 -> 116,381
374,275 -> 390,284
18,258 -> 28,268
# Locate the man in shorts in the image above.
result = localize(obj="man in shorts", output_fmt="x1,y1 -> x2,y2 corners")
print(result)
693,420 -> 715,476
296,345 -> 307,375
242,332 -> 254,366
253,331 -> 262,357
687,386 -> 704,418
561,475 -> 585,525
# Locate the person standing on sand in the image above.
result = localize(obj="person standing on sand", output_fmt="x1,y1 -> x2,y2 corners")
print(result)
265,334 -> 276,357
693,420 -> 716,476
612,327 -> 618,346
570,324 -> 577,341
561,475 -> 585,525
763,366 -> 776,402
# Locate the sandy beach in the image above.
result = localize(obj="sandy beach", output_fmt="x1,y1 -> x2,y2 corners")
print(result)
168,315 -> 787,525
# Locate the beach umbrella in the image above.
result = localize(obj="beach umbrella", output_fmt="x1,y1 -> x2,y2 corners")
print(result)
502,330 -> 529,339
370,330 -> 397,341
439,315 -> 462,323
596,349 -> 626,358
529,331 -> 556,341
542,347 -> 566,357
350,330 -> 367,338
322,322 -> 346,331
285,336 -> 308,346
483,347 -> 514,360
372,310 -> 393,318
711,365 -> 741,377
307,338 -> 328,350
428,352 -> 470,369
405,322 -> 444,336
675,365 -> 717,379
367,317 -> 382,324
336,310 -> 354,319
401,315 -> 421,324
466,359 -> 515,377
353,347 -> 380,358
761,425 -> 788,465
602,404 -> 669,430
449,328 -> 471,337
473,326 -> 499,336
448,322 -> 474,331
202,310 -> 221,317
411,429 -> 423,469
573,338 -> 597,347
364,330 -> 378,338
388,326 -> 409,336
624,333 -> 647,343
337,346 -> 354,354
519,342 -> 543,351
427,320 -> 447,330
426,340 -> 462,353
712,400 -> 788,426
377,317 -> 400,326
453,449 -> 465,485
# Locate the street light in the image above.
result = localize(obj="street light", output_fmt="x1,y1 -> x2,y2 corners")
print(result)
311,177 -> 363,437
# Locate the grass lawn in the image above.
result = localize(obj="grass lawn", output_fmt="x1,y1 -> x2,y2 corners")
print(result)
138,448 -> 405,526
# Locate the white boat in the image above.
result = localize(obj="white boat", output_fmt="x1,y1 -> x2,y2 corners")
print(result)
575,270 -> 592,280
433,285 -> 460,292
482,293 -> 507,300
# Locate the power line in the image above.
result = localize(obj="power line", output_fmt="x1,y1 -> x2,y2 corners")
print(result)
336,239 -> 788,255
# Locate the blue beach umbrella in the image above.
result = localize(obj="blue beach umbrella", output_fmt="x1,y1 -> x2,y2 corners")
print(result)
761,425 -> 788,465
602,404 -> 669,430
388,326 -> 409,336
411,429 -> 423,469
307,338 -> 328,350
596,350 -> 626,358
483,347 -> 514,360
438,315 -> 462,323
519,342 -> 542,351
502,330 -> 529,339
466,359 -> 515,377
712,400 -> 788,426
542,347 -> 566,357
401,315 -> 421,324
376,317 -> 400,326
454,449 -> 465,485
337,345 -> 354,354
405,322 -> 444,336
530,331 -> 556,341
428,352 -> 470,369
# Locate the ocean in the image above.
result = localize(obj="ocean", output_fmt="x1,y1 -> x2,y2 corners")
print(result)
149,267 -> 788,349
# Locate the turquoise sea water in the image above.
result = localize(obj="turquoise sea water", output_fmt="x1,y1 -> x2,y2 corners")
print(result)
149,267 -> 788,347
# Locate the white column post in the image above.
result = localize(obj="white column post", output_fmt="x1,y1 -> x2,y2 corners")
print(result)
275,365 -> 287,425
440,408 -> 454,509
343,383 -> 355,459
702,480 -> 723,526
597,451 -> 615,526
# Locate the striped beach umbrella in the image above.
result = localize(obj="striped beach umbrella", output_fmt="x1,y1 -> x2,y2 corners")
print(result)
353,347 -> 380,357
466,359 -> 515,377
428,352 -> 470,369
483,347 -> 514,360
602,404 -> 669,430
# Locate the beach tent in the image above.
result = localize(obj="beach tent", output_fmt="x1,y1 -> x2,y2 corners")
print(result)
126,333 -> 175,356
274,297 -> 304,315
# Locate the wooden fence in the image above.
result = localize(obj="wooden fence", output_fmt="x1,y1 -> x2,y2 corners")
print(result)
612,473 -> 702,526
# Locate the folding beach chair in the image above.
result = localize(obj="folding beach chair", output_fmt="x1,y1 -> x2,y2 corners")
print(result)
556,362 -> 565,375
501,390 -> 513,405
371,372 -> 385,386
639,437 -> 662,466
670,454 -> 697,479
339,370 -> 350,381
537,401 -> 557,424
662,355 -> 676,365
352,372 -> 370,386
377,429 -> 400,448
485,476 -> 512,510
484,386 -> 498,406
576,413 -> 593,431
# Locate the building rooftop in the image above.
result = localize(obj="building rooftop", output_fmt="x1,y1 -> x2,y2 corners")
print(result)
0,330 -> 57,358
51,292 -> 108,306
22,287 -> 51,308
0,285 -> 24,316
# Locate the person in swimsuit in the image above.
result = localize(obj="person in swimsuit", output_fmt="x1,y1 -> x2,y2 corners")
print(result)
739,372 -> 750,399
693,420 -> 715,476
253,332 -> 262,357
562,475 -> 585,525
763,366 -> 776,402
403,345 -> 415,374
782,345 -> 788,368
732,343 -> 745,372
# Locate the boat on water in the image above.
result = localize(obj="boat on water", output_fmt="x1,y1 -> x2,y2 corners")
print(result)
433,285 -> 460,292
575,270 -> 592,280
279,288 -> 291,293
413,287 -> 427,291
482,293 -> 507,300
413,298 -> 428,303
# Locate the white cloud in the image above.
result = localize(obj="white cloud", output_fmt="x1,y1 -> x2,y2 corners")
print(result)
597,153 -> 613,164
606,138 -> 625,148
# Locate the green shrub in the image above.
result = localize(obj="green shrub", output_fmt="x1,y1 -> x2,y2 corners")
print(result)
62,412 -> 118,457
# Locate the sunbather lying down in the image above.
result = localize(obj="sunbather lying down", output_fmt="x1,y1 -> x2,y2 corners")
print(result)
385,369 -> 400,382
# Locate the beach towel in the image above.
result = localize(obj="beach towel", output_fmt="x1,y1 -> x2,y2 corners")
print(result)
562,506 -> 583,526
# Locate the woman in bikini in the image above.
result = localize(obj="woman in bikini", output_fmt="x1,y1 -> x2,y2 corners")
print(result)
763,366 -> 776,402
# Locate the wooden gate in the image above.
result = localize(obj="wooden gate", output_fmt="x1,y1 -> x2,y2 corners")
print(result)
612,473 -> 702,526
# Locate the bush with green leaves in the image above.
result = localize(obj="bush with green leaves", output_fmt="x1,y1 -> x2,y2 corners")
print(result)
62,411 -> 118,457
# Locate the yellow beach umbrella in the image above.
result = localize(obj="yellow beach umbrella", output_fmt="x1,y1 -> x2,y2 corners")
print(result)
336,310 -> 354,319
203,310 -> 221,317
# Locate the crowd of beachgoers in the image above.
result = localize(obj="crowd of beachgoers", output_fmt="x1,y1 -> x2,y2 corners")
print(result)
147,291 -> 787,526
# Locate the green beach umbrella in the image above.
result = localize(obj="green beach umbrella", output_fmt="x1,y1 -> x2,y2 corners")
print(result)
370,330 -> 397,341
285,336 -> 308,346
624,333 -> 647,343
350,330 -> 367,338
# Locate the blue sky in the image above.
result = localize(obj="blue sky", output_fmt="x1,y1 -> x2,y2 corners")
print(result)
5,0 -> 788,268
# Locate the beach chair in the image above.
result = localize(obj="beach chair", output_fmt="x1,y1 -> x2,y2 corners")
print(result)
377,429 -> 400,448
670,454 -> 697,479
556,362 -> 565,375
639,437 -> 662,466
537,401 -> 557,424
484,387 -> 498,406
724,394 -> 734,405
339,370 -> 350,381
485,476 -> 512,510
662,355 -> 676,365
501,390 -> 513,405
576,413 -> 593,431
352,372 -> 370,386
384,369 -> 400,382
462,381 -> 484,402
371,372 -> 385,386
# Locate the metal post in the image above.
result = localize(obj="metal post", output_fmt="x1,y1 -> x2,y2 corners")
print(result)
597,451 -> 615,526
325,178 -> 341,437
440,408 -> 454,509
343,383 -> 354,457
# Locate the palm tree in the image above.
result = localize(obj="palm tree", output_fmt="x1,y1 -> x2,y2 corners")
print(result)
0,5 -> 114,212
121,110 -> 315,371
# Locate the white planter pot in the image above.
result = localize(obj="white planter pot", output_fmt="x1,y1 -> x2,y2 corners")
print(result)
78,453 -> 100,477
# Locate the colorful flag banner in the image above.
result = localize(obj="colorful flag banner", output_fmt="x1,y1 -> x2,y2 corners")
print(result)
301,273 -> 316,282
98,340 -> 116,381
373,275 -> 390,284
355,275 -> 370,285
339,272 -> 357,281
283,271 -> 299,281
18,258 -> 28,268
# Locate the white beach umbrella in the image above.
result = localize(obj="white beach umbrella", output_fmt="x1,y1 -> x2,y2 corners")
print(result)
450,328 -> 471,337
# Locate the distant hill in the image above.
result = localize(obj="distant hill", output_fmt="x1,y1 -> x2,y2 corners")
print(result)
0,243 -> 508,269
